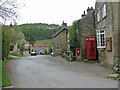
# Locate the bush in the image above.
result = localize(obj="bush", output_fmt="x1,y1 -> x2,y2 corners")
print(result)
44,50 -> 48,55
2,31 -> 10,60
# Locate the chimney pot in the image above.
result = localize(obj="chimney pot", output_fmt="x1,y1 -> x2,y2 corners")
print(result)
62,21 -> 67,28
91,7 -> 93,9
87,6 -> 94,14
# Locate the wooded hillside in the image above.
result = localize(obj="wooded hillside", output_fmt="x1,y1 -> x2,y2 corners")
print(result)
19,23 -> 61,45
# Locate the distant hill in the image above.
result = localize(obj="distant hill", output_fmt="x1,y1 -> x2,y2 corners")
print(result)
19,23 -> 61,45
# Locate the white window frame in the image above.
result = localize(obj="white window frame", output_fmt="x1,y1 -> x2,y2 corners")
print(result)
97,10 -> 100,22
96,29 -> 106,48
102,4 -> 106,18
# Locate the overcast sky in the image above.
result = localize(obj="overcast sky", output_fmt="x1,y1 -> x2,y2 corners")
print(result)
16,0 -> 96,26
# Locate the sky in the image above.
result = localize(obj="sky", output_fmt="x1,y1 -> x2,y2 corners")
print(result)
16,0 -> 96,26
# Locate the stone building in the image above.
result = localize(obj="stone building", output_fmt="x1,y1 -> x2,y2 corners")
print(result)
34,43 -> 48,54
78,7 -> 96,60
95,2 -> 120,70
52,22 -> 68,56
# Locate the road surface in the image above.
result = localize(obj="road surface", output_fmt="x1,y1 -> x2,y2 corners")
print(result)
6,55 -> 118,88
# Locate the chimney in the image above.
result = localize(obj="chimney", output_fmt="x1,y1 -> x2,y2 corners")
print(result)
87,7 -> 94,14
81,11 -> 86,18
62,21 -> 67,28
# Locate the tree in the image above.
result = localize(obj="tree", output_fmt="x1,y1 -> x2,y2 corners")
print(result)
69,20 -> 81,56
0,0 -> 19,21
19,43 -> 25,55
2,31 -> 10,60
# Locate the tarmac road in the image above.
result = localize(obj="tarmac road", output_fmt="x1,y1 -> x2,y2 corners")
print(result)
6,55 -> 118,88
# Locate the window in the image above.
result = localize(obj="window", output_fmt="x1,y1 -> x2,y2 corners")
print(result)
102,4 -> 106,18
97,10 -> 100,22
56,46 -> 60,50
96,29 -> 106,48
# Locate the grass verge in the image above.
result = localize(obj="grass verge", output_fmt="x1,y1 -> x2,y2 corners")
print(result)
2,57 -> 14,87
10,53 -> 25,57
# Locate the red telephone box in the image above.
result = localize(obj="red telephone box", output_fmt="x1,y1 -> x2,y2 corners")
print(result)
86,36 -> 96,60
76,48 -> 80,56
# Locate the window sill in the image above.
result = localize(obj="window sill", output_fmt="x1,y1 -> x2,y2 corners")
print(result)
97,46 -> 106,49
97,46 -> 106,50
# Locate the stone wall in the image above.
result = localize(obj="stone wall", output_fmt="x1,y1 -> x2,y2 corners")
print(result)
33,46 -> 48,54
53,30 -> 68,56
118,1 -> 120,72
78,10 -> 96,60
95,2 -> 119,69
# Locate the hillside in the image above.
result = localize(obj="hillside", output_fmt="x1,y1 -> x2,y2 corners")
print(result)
19,23 -> 61,45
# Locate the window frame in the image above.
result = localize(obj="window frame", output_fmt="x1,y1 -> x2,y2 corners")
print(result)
96,29 -> 106,49
102,4 -> 107,18
97,10 -> 100,22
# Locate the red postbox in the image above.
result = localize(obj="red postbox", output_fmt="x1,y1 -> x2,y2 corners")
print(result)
86,36 -> 96,60
76,48 -> 80,56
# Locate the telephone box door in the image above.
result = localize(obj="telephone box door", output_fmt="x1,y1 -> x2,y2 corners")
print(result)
86,36 -> 96,60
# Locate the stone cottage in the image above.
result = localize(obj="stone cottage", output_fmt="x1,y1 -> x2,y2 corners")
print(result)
95,2 -> 120,70
52,21 -> 68,56
78,7 -> 96,60
34,43 -> 48,54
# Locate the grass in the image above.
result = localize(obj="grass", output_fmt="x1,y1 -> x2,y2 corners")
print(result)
10,53 -> 25,57
36,39 -> 53,49
2,57 -> 14,87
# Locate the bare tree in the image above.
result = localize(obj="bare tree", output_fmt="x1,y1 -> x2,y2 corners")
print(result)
0,0 -> 19,21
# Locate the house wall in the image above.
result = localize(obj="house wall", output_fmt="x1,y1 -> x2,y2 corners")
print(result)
95,2 -> 119,68
34,46 -> 48,54
53,30 -> 68,56
79,10 -> 96,60
119,2 -> 120,68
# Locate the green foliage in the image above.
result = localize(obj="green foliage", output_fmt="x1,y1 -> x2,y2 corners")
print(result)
2,57 -> 14,87
13,25 -> 25,44
44,50 -> 48,55
19,44 -> 25,55
0,27 -> 2,60
2,31 -> 10,60
19,23 -> 61,45
68,20 -> 81,56
2,25 -> 25,60
10,53 -> 25,57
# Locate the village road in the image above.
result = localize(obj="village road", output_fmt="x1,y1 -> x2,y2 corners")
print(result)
6,55 -> 118,88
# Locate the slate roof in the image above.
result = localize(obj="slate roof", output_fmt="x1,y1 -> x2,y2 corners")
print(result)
52,27 -> 68,38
